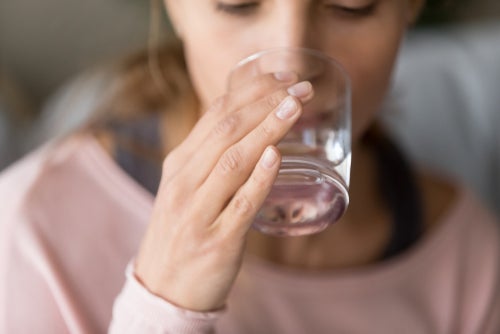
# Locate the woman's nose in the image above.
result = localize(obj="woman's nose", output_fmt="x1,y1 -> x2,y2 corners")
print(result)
271,4 -> 314,50
261,4 -> 322,80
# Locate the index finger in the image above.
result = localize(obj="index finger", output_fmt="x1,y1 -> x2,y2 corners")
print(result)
164,72 -> 298,174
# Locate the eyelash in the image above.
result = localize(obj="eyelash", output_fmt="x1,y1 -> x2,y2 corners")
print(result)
330,3 -> 376,17
216,2 -> 376,18
216,2 -> 258,15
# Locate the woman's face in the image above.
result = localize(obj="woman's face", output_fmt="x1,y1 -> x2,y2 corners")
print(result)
165,0 -> 423,139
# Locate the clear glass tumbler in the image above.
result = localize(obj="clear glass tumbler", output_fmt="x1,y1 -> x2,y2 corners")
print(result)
228,48 -> 351,237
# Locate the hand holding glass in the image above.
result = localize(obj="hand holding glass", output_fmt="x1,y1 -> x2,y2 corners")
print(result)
228,48 -> 351,237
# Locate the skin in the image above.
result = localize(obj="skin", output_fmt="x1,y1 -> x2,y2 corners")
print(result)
133,0 -> 455,313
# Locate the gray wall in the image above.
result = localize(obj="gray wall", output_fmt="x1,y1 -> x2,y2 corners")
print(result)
0,0 -> 159,108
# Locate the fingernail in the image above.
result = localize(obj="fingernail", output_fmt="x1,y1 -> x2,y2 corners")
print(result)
260,147 -> 278,169
287,81 -> 312,99
274,71 -> 296,82
276,96 -> 298,120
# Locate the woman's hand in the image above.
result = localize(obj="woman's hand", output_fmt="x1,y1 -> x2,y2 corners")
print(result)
134,72 -> 313,312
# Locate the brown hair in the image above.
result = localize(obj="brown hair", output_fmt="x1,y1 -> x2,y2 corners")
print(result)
85,0 -> 199,156
93,40 -> 195,122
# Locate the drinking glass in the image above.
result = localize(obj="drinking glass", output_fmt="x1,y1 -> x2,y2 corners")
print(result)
228,48 -> 351,237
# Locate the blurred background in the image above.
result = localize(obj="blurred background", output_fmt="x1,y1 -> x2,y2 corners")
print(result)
0,0 -> 499,215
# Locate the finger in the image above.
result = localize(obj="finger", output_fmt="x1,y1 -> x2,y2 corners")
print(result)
216,146 -> 281,237
168,72 -> 296,163
162,73 -> 298,178
224,71 -> 298,109
191,94 -> 303,225
179,81 -> 311,191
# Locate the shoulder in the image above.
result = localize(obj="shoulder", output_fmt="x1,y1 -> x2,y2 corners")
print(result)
450,190 -> 500,331
0,134 -> 144,333
0,132 -> 146,271
0,132 -> 150,254
413,171 -> 500,269
0,136 -> 84,211
419,172 -> 498,232
0,134 -> 108,247
0,140 -> 59,221
419,172 -> 499,302
0,131 -> 151,237
418,174 -> 500,330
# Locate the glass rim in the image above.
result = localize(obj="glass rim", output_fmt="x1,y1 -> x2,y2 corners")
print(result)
229,47 -> 351,89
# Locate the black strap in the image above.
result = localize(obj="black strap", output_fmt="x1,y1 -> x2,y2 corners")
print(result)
366,128 -> 424,260
106,116 -> 163,195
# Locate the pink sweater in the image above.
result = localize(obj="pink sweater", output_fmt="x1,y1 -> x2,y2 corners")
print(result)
0,135 -> 499,333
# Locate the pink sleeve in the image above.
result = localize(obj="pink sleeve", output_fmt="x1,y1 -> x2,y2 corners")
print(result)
109,263 -> 224,334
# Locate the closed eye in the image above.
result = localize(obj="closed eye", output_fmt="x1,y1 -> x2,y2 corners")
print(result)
216,2 -> 259,15
328,3 -> 376,17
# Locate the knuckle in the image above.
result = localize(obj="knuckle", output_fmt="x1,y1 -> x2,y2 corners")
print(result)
162,147 -> 188,175
213,114 -> 239,137
268,90 -> 288,109
262,94 -> 282,110
162,178 -> 185,208
162,155 -> 179,179
250,170 -> 271,189
163,150 -> 179,170
257,122 -> 275,141
165,177 -> 184,196
232,193 -> 255,217
217,147 -> 243,174
207,95 -> 229,113
263,91 -> 286,111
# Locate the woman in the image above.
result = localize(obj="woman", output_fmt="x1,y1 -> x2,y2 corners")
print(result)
1,0 -> 499,333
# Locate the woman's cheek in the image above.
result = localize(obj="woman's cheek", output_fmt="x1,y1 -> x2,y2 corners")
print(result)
340,38 -> 405,140
184,37 -> 254,109
350,64 -> 394,140
183,46 -> 226,108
